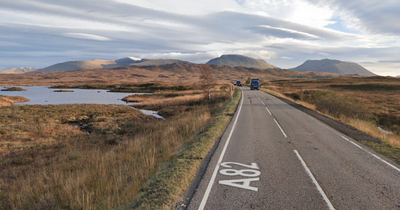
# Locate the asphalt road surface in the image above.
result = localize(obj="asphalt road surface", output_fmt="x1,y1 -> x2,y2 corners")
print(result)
187,87 -> 400,210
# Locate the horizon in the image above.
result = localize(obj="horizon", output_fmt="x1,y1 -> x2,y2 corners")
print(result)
1,0 -> 399,76
0,55 -> 397,77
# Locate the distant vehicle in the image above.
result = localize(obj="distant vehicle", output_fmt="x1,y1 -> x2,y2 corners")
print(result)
233,80 -> 242,86
250,79 -> 260,90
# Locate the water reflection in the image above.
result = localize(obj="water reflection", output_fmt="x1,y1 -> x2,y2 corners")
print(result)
1,86 -> 165,119
1,86 -> 136,105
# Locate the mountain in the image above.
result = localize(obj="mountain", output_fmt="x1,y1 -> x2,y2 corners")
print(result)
33,60 -> 115,73
396,75 -> 400,78
291,59 -> 376,76
0,62 -> 342,86
206,54 -> 277,69
131,58 -> 187,66
0,67 -> 39,74
31,57 -> 187,73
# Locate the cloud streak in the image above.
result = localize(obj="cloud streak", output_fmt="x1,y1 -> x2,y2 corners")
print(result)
0,0 -> 399,76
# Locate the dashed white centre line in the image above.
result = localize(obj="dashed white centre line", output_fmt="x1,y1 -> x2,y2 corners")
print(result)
274,119 -> 287,138
265,107 -> 272,115
294,150 -> 335,210
261,101 -> 265,105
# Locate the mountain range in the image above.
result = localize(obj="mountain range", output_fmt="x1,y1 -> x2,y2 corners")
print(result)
0,62 -> 342,86
0,55 -> 376,76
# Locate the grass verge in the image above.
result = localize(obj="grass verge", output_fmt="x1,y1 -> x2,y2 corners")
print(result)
0,83 -> 240,209
128,88 -> 241,209
261,77 -> 400,165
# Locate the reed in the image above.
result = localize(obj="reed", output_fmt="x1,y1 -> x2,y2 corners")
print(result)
0,84 -> 235,209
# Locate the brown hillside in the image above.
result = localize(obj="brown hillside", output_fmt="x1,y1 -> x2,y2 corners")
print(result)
0,63 -> 340,86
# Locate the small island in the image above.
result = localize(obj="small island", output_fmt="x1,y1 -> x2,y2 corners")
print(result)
0,95 -> 29,106
1,87 -> 27,91
54,89 -> 74,92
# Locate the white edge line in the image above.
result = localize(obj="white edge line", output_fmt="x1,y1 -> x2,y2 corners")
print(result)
309,117 -> 400,173
341,136 -> 400,173
294,150 -> 335,210
274,119 -> 287,138
198,88 -> 244,210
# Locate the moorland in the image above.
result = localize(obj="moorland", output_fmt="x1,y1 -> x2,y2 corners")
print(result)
1,64 -> 399,209
0,79 -> 240,209
0,62 -> 340,86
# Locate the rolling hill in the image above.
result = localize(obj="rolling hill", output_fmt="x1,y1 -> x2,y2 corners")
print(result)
31,57 -> 187,73
291,59 -> 376,76
0,67 -> 39,74
206,54 -> 277,69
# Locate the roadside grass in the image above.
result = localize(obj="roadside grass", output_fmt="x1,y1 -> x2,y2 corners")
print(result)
262,76 -> 400,164
0,84 -> 239,209
129,87 -> 241,209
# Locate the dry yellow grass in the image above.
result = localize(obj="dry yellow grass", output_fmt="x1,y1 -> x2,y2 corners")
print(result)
342,117 -> 400,148
0,95 -> 29,107
0,84 -> 235,209
264,76 -> 400,148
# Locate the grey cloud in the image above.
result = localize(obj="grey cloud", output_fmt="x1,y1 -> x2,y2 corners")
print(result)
246,26 -> 322,40
210,12 -> 358,41
306,0 -> 400,35
0,0 -> 398,76
378,60 -> 400,64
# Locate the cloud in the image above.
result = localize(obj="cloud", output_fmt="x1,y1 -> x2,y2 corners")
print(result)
63,33 -> 111,41
304,0 -> 400,36
378,60 -> 400,64
0,0 -> 399,76
251,25 -> 322,40
238,0 -> 336,27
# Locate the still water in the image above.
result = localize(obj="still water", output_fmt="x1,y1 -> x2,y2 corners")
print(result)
1,86 -> 165,119
1,86 -> 136,105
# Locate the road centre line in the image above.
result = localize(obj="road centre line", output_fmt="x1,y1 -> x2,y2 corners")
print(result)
265,107 -> 272,115
198,88 -> 244,210
261,101 -> 265,105
274,119 -> 287,138
294,150 -> 336,210
309,117 -> 400,173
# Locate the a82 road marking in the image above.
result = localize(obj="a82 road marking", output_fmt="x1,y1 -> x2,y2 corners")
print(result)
218,162 -> 260,191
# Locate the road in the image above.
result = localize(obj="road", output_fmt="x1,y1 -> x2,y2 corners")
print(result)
187,87 -> 400,210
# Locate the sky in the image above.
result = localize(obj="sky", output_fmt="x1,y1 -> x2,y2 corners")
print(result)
0,0 -> 399,76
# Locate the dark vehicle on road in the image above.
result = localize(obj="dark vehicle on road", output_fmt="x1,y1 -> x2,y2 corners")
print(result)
250,79 -> 260,90
233,80 -> 242,86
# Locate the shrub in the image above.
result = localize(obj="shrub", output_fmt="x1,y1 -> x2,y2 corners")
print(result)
294,90 -> 374,121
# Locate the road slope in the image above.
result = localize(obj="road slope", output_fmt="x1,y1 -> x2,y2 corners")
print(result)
188,87 -> 400,209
